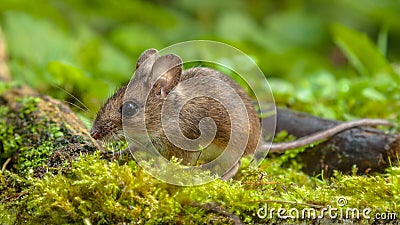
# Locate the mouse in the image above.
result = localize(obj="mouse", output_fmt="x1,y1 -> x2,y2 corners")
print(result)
90,48 -> 392,180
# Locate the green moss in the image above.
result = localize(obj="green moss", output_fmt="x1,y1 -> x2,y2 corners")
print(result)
0,94 -> 397,224
0,96 -> 74,175
0,82 -> 11,95
1,103 -> 398,224
0,105 -> 20,159
3,154 -> 395,224
23,154 -> 179,224
0,203 -> 17,225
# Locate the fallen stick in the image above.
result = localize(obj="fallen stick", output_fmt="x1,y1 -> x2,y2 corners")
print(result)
264,108 -> 399,176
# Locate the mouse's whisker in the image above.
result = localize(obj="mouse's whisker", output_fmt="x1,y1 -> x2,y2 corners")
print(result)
62,100 -> 90,113
50,82 -> 91,112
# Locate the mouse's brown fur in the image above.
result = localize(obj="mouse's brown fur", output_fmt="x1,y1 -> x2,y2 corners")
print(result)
91,48 -> 392,179
92,49 -> 260,167
143,66 -> 261,165
90,84 -> 127,141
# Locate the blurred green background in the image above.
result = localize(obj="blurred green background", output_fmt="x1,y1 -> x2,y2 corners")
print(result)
0,0 -> 399,123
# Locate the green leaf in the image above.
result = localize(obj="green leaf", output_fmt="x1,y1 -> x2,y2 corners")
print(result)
46,61 -> 87,85
362,87 -> 387,102
3,12 -> 76,69
331,23 -> 395,79
377,24 -> 389,57
109,24 -> 164,56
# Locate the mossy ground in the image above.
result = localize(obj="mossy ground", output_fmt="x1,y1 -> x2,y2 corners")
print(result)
0,91 -> 400,224
1,153 -> 399,224
0,84 -> 399,225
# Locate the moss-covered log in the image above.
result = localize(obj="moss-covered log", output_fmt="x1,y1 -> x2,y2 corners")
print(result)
0,84 -> 98,177
269,108 -> 399,176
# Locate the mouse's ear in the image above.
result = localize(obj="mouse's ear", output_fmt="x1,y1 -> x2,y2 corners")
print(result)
151,54 -> 182,98
136,48 -> 158,69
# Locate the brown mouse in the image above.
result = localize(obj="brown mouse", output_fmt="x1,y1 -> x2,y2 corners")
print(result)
90,48 -> 392,180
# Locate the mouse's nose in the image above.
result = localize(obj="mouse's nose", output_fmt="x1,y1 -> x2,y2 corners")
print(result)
90,128 -> 101,140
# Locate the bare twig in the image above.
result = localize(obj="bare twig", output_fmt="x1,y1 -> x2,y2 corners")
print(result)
1,157 -> 12,173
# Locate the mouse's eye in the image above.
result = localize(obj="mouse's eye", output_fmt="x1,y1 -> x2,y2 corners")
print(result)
121,101 -> 139,117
